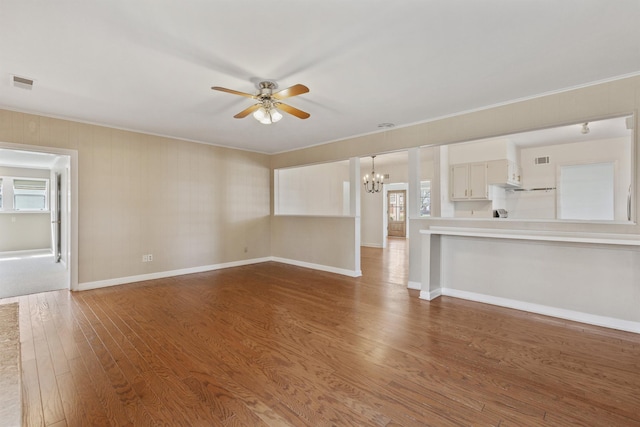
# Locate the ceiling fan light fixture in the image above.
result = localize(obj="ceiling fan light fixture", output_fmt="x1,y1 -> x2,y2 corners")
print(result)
253,107 -> 267,121
254,105 -> 283,125
270,108 -> 283,123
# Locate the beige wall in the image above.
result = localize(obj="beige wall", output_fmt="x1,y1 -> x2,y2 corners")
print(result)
271,215 -> 359,275
2,74 -> 640,288
0,110 -> 271,285
271,75 -> 640,285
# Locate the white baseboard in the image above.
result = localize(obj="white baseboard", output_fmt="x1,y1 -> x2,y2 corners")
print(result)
407,281 -> 421,290
270,257 -> 362,277
419,287 -> 442,301
0,248 -> 52,257
77,257 -> 271,291
77,256 -> 362,291
437,288 -> 640,334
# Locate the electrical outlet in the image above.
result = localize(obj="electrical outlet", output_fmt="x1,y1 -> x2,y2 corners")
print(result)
148,254 -> 153,262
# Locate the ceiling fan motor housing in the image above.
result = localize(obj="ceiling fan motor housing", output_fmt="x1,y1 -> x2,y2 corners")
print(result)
258,81 -> 276,99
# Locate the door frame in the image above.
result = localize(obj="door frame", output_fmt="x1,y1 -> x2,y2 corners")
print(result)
383,182 -> 409,246
387,189 -> 407,237
0,141 -> 78,291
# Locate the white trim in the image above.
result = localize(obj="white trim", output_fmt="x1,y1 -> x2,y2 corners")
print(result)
0,105 -> 272,155
77,256 -> 362,291
270,257 -> 362,277
421,226 -> 640,246
77,257 -> 271,291
0,248 -> 52,257
433,288 -> 640,334
407,281 -> 421,290
419,288 -> 442,301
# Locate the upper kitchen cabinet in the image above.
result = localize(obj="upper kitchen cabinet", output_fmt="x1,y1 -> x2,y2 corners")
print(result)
449,137 -> 521,192
487,159 -> 522,187
450,162 -> 489,200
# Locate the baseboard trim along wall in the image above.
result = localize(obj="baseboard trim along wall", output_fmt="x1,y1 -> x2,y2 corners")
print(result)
270,257 -> 362,278
77,256 -> 362,291
419,288 -> 442,301
77,257 -> 272,291
423,287 -> 640,334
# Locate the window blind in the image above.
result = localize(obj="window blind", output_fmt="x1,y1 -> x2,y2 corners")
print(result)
13,179 -> 46,190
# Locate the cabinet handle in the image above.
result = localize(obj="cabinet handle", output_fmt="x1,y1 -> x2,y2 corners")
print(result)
470,189 -> 473,197
465,189 -> 468,196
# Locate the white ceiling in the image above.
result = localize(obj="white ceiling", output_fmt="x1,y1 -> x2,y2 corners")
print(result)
1,1 -> 639,154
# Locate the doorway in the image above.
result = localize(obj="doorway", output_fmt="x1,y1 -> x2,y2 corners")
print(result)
387,190 -> 406,237
0,143 -> 77,297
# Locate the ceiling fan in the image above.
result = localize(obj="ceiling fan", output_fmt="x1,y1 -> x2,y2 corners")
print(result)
211,81 -> 310,124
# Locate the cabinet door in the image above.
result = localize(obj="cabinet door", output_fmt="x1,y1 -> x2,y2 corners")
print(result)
469,163 -> 488,199
505,161 -> 522,186
486,159 -> 507,185
450,165 -> 469,199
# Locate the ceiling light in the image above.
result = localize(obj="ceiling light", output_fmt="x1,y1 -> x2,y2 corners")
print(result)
363,155 -> 384,193
253,105 -> 283,125
581,122 -> 590,134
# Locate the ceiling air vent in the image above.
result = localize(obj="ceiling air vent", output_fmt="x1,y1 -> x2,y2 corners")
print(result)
535,156 -> 550,165
12,75 -> 34,90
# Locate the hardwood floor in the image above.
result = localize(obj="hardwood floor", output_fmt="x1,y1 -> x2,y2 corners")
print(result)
3,238 -> 640,426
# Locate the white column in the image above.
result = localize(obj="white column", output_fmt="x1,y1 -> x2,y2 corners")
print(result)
350,157 -> 361,275
408,147 -> 420,219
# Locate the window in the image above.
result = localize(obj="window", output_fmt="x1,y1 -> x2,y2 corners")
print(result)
420,181 -> 431,216
13,179 -> 48,211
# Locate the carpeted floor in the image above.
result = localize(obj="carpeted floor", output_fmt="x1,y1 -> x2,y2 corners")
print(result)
0,302 -> 21,426
0,250 -> 68,299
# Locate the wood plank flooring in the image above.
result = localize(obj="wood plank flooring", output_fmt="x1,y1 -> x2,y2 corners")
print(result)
3,238 -> 640,426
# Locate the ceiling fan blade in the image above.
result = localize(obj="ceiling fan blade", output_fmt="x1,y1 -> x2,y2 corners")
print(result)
272,84 -> 309,100
211,86 -> 256,98
234,104 -> 261,118
277,103 -> 310,119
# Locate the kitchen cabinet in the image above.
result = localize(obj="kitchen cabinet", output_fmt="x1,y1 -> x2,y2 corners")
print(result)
487,159 -> 522,187
450,162 -> 489,200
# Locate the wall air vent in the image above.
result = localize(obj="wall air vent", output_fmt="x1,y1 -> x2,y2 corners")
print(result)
12,75 -> 34,90
535,156 -> 550,165
384,174 -> 390,179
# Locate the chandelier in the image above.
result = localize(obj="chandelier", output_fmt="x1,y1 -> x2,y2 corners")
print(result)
363,155 -> 384,193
